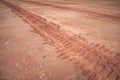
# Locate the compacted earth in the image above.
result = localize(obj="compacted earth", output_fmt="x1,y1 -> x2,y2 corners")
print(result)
0,0 -> 120,80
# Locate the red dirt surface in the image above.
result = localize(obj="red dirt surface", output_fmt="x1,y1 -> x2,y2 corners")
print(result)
21,0 -> 120,22
0,0 -> 120,80
8,0 -> 120,53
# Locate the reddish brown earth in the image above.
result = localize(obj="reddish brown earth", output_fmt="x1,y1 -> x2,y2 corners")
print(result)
0,0 -> 120,80
7,0 -> 120,53
21,0 -> 120,21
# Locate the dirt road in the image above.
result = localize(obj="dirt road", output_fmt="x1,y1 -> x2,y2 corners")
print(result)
0,0 -> 120,80
7,0 -> 120,53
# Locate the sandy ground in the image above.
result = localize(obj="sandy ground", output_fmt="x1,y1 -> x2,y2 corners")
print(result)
7,0 -> 120,52
0,1 -> 78,80
0,0 -> 120,80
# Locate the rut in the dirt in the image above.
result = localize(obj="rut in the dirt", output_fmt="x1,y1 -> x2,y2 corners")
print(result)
2,0 -> 120,80
21,0 -> 120,22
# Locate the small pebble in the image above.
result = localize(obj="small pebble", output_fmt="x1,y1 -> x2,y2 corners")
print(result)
16,62 -> 19,67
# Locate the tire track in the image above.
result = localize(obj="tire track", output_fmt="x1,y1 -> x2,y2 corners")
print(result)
2,0 -> 120,80
21,0 -> 120,22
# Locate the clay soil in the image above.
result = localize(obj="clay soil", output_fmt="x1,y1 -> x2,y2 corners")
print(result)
0,0 -> 120,80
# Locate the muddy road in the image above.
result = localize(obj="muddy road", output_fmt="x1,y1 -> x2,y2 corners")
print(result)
0,0 -> 120,80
